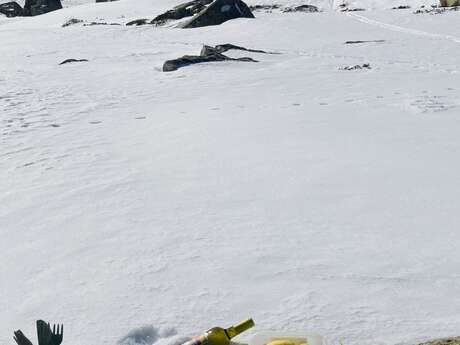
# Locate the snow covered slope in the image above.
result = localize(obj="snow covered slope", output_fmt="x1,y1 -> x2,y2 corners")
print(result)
2,2 -> 460,345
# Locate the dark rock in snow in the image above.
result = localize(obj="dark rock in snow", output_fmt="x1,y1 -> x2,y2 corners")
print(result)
83,21 -> 121,25
23,0 -> 62,16
340,7 -> 365,11
179,0 -> 254,28
151,0 -> 213,25
345,40 -> 385,44
0,2 -> 23,17
126,18 -> 150,26
62,18 -> 83,27
392,5 -> 411,9
338,3 -> 365,12
163,43 -> 270,72
340,63 -> 371,70
211,43 -> 274,54
413,5 -> 459,14
282,4 -> 318,12
249,4 -> 281,12
132,0 -> 254,28
59,59 -> 89,65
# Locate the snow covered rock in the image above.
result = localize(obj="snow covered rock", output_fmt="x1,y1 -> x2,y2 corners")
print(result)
59,58 -> 88,65
282,4 -> 319,12
23,0 -> 62,16
0,1 -> 23,16
179,0 -> 254,28
148,0 -> 254,27
163,43 -> 263,71
151,0 -> 213,26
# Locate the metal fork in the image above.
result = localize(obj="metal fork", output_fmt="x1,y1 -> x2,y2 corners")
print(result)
50,324 -> 63,345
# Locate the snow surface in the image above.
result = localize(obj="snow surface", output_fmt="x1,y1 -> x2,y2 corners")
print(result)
2,1 -> 460,345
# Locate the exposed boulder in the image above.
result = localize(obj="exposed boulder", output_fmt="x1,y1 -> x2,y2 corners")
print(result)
126,18 -> 150,26
250,3 -> 319,13
345,40 -> 385,44
83,21 -> 121,25
340,63 -> 371,70
249,4 -> 281,12
59,59 -> 88,65
282,4 -> 318,12
414,5 -> 459,13
62,18 -> 83,27
210,43 -> 272,54
179,0 -> 254,28
151,0 -> 212,25
126,0 -> 254,28
338,3 -> 365,11
0,1 -> 23,17
163,43 -> 270,72
23,0 -> 62,16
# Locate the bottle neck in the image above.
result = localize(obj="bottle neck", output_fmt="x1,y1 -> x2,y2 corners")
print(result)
225,319 -> 255,339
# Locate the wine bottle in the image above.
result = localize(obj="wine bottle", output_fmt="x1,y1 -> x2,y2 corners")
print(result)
182,318 -> 255,345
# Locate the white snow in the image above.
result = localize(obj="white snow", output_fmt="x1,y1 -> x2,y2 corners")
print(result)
2,2 -> 460,345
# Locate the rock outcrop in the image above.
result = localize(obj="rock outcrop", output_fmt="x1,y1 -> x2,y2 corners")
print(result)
163,43 -> 272,71
179,0 -> 254,28
282,4 -> 318,12
23,0 -> 62,16
126,0 -> 254,28
151,0 -> 213,25
0,1 -> 23,17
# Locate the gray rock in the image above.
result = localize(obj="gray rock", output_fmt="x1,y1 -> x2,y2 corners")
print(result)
163,43 -> 269,72
179,0 -> 254,28
151,0 -> 213,25
282,4 -> 318,12
62,18 -> 83,27
340,63 -> 371,70
23,0 -> 62,16
83,21 -> 121,25
345,40 -> 385,44
249,3 -> 280,11
59,59 -> 89,65
126,18 -> 150,26
210,43 -> 272,54
0,1 -> 23,17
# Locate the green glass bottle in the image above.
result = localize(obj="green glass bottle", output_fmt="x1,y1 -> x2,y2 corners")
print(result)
183,318 -> 255,345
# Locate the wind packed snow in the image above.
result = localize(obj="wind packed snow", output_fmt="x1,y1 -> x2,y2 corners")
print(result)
2,1 -> 460,345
